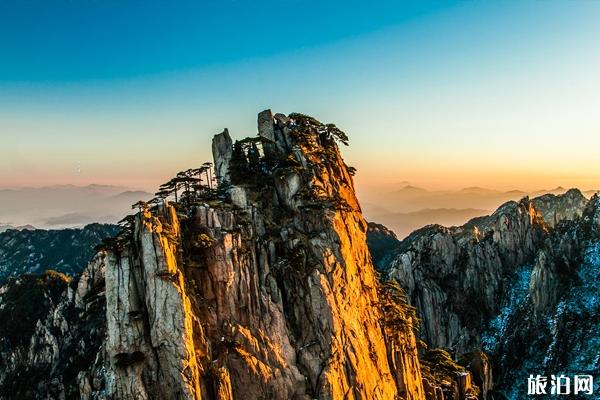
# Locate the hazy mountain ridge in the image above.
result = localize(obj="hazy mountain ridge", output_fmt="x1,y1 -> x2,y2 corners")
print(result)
2,182 -> 596,237
0,223 -> 35,233
0,184 -> 152,229
362,185 -> 599,239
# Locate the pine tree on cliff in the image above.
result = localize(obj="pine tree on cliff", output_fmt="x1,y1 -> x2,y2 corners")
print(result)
202,162 -> 214,189
229,140 -> 249,185
247,141 -> 261,175
158,179 -> 178,203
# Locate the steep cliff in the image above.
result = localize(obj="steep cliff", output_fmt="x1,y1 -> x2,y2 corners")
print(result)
99,110 -> 424,400
384,189 -> 599,398
0,111 -> 427,400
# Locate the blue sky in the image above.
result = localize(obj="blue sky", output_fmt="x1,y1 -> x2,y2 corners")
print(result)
0,1 -> 455,81
1,0 -> 599,192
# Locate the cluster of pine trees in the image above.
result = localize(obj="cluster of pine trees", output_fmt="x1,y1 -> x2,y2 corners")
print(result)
154,162 -> 217,206
96,162 -> 220,252
229,137 -> 265,186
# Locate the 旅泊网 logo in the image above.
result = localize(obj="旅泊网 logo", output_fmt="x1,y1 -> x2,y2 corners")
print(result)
527,374 -> 594,396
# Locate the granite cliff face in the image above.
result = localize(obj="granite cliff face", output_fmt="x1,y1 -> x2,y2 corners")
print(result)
383,189 -> 600,398
0,111 -> 427,400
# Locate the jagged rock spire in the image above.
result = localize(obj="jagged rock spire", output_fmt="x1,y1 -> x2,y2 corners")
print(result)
212,128 -> 233,184
257,109 -> 275,142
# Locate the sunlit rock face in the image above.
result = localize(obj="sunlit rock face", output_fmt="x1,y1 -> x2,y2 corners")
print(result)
98,111 -> 425,400
531,188 -> 588,228
384,190 -> 598,399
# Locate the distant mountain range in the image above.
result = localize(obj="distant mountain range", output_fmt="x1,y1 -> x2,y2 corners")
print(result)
0,223 -> 35,233
0,184 -> 152,229
364,207 -> 489,239
381,184 -> 599,211
362,184 -> 599,238
2,183 -> 598,240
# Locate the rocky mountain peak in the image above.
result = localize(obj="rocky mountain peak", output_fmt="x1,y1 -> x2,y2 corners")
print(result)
0,111 -> 431,400
531,188 -> 588,227
5,111 -> 593,400
582,193 -> 600,235
97,110 -> 425,399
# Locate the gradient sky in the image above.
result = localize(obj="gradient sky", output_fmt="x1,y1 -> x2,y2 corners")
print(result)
1,0 -> 599,194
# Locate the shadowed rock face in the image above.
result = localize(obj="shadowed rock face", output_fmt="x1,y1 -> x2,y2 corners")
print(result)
384,190 -> 599,399
387,198 -> 549,352
212,128 -> 233,184
0,256 -> 108,399
366,222 -> 401,271
0,111 -> 427,400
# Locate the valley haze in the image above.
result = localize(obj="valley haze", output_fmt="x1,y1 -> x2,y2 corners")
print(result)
2,183 -> 597,239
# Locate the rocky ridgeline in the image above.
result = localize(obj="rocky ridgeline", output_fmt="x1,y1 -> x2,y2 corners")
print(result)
384,189 -> 600,399
0,111 -> 433,400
